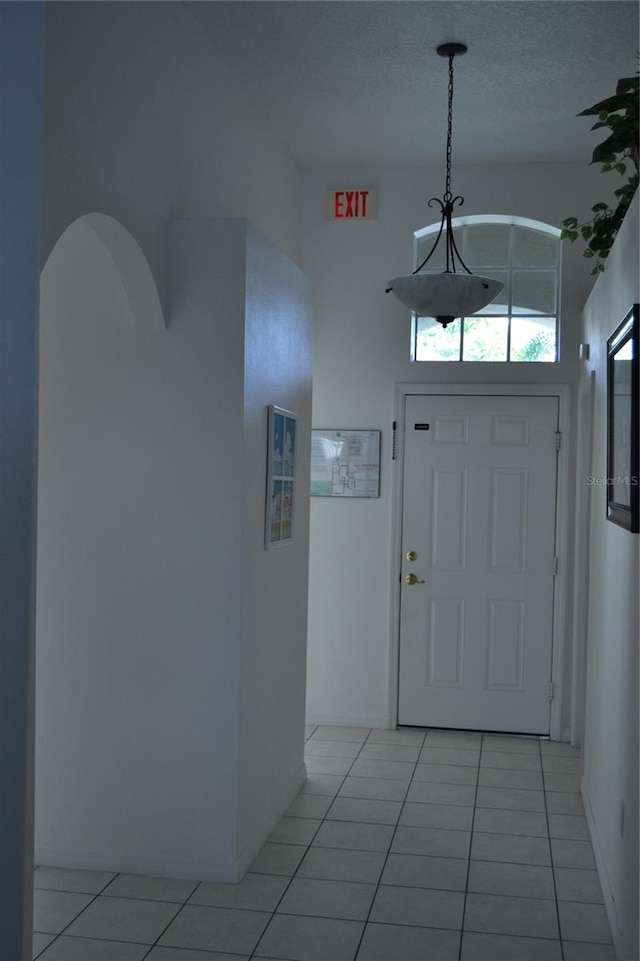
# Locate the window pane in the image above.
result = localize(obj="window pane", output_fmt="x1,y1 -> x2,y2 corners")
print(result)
514,227 -> 559,267
462,316 -> 508,361
412,219 -> 560,365
415,316 -> 461,361
513,270 -> 557,314
510,316 -> 557,362
416,227 -> 463,270
473,270 -> 510,315
464,224 -> 510,268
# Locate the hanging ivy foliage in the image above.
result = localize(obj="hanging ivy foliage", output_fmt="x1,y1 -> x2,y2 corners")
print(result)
561,73 -> 638,274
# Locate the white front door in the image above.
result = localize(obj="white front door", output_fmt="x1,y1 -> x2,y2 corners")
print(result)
398,393 -> 559,734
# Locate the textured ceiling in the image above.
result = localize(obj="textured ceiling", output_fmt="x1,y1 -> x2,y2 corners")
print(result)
186,0 -> 638,167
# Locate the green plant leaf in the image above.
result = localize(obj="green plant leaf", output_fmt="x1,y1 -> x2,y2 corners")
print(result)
592,136 -> 628,165
580,90 -> 639,117
569,71 -> 638,275
616,76 -> 639,96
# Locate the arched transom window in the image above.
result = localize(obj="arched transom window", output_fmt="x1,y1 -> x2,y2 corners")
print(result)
412,216 -> 561,362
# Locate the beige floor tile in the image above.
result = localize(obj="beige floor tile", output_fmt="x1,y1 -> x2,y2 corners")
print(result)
471,832 -> 551,866
326,796 -> 402,825
461,931 -> 561,960
305,739 -> 362,758
473,807 -> 548,838
464,892 -> 559,939
412,762 -> 478,785
34,867 -> 116,894
366,728 -> 426,746
550,838 -> 596,870
381,852 -> 468,891
391,825 -> 470,859
33,890 -> 95,935
554,867 -> 604,903
480,751 -> 541,771
467,861 -> 554,900
158,904 -> 270,954
268,816 -> 321,845
102,874 -> 198,903
338,776 -> 409,802
356,922 -> 460,961
63,896 -> 180,944
312,726 -> 371,742
255,914 -> 364,961
249,842 -> 307,876
482,736 -> 540,755
558,901 -> 612,943
296,846 -> 386,884
399,801 -> 473,831
38,937 -> 150,961
276,877 -> 376,921
189,873 -> 289,911
370,884 -> 464,929
312,820 -> 394,853
357,742 -> 420,762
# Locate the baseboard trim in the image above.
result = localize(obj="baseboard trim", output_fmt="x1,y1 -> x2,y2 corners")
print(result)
34,843 -> 238,882
35,766 -> 309,885
305,714 -> 391,729
582,780 -> 622,960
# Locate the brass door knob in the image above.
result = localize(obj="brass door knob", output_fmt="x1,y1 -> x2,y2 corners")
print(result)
405,573 -> 426,585
406,550 -> 418,562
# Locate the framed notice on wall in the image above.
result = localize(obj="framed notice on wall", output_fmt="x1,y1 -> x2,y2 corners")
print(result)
265,406 -> 297,549
311,429 -> 381,498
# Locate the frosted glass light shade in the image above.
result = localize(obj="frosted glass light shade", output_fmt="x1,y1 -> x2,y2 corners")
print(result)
387,272 -> 504,323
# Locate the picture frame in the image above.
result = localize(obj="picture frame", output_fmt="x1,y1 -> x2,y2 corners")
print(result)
606,304 -> 639,532
310,429 -> 381,498
265,405 -> 297,549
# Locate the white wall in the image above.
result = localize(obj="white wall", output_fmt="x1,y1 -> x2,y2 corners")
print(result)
37,1 -> 312,881
0,4 -> 45,956
238,224 -> 313,870
300,161 -> 607,729
581,194 -> 639,961
42,2 -> 302,302
37,219 -> 244,878
37,218 -> 312,880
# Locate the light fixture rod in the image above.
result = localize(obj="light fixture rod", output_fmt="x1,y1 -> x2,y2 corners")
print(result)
412,42 -> 473,278
444,46 -> 455,203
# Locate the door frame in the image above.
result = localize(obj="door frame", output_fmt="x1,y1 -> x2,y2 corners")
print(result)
388,383 -> 572,741
570,372 -> 595,748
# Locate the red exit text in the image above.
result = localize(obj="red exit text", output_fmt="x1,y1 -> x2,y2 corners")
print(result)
329,189 -> 377,220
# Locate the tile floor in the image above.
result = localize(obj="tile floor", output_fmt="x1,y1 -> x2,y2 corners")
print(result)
33,726 -> 615,961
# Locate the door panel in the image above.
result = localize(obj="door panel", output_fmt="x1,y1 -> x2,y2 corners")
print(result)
398,394 -> 558,734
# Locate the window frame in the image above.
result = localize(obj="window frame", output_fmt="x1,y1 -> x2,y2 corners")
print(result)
411,215 -> 562,363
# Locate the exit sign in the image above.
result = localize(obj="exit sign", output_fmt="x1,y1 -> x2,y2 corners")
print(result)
328,189 -> 377,220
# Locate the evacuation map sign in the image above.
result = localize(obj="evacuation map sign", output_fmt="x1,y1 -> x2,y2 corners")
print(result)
311,429 -> 381,498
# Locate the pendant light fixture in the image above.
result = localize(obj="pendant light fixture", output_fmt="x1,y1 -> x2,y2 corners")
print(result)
386,43 -> 504,328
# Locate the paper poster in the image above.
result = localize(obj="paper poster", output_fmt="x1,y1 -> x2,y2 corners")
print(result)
311,429 -> 381,498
